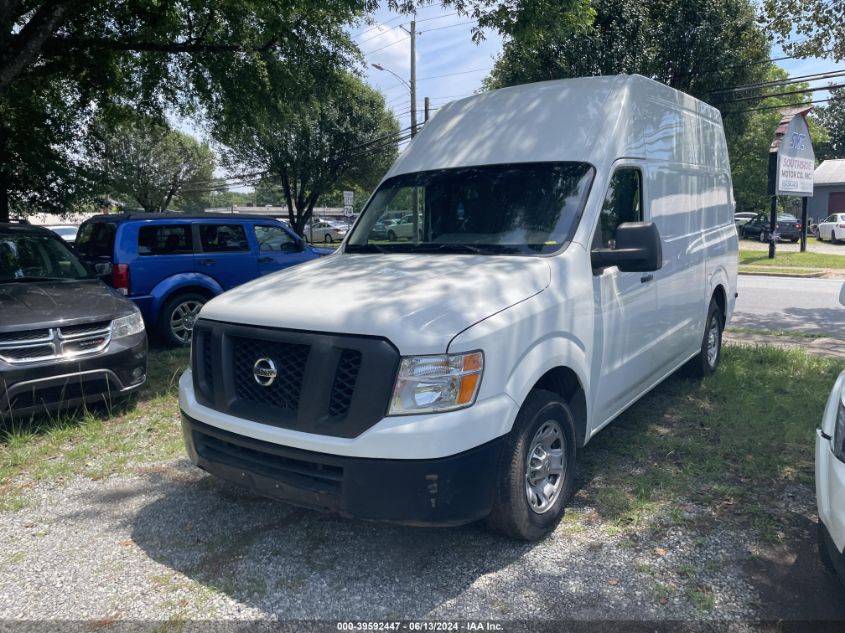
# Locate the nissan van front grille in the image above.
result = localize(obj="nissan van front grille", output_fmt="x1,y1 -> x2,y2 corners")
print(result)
231,337 -> 309,411
191,321 -> 399,439
0,320 -> 112,365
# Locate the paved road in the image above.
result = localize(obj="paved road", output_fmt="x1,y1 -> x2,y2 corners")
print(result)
733,275 -> 845,337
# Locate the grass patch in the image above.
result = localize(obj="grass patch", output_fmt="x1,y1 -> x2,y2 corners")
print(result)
739,249 -> 845,269
579,345 -> 841,538
0,346 -> 190,505
726,326 -> 837,340
739,265 -> 824,276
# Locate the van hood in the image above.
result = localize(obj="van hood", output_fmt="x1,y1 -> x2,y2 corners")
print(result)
200,254 -> 551,354
0,279 -> 134,332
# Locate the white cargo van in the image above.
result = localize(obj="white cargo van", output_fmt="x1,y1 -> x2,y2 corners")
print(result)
179,75 -> 738,540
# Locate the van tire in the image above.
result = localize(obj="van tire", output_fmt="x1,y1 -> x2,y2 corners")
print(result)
688,298 -> 723,378
159,292 -> 207,347
487,390 -> 576,541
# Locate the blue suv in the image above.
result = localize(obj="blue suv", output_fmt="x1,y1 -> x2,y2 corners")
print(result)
75,213 -> 330,345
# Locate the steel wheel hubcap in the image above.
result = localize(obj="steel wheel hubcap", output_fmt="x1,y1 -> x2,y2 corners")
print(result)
525,420 -> 566,514
706,314 -> 720,367
171,300 -> 203,343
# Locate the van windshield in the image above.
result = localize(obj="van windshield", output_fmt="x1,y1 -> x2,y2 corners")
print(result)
346,162 -> 595,255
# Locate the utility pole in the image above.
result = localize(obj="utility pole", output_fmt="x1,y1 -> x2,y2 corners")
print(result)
409,20 -> 417,138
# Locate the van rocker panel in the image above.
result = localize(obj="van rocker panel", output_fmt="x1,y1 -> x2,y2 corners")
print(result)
182,413 -> 503,526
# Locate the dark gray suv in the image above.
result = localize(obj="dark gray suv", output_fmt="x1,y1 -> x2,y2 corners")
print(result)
0,223 -> 147,418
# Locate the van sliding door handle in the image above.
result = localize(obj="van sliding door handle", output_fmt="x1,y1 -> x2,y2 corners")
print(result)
640,274 -> 654,283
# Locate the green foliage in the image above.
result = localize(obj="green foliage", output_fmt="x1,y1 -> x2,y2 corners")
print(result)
0,0 -> 379,220
725,68 -> 825,212
763,0 -> 845,61
211,70 -> 399,236
0,74 -> 91,218
815,89 -> 845,160
484,0 -> 770,102
87,108 -> 215,212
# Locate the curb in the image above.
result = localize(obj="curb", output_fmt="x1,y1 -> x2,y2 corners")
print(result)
738,270 -> 826,278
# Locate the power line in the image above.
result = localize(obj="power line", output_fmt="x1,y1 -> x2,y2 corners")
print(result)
417,67 -> 491,81
717,81 -> 845,105
708,68 -> 845,96
363,35 -> 409,56
727,96 -> 832,114
419,20 -> 477,34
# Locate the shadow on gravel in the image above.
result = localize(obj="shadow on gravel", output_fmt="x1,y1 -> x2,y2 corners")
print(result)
730,306 -> 845,339
129,467 -> 534,619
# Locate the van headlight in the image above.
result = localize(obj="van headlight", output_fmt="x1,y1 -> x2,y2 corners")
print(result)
388,351 -> 483,415
112,310 -> 145,339
834,398 -> 845,463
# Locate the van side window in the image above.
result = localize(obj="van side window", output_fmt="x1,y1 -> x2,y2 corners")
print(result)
596,169 -> 642,249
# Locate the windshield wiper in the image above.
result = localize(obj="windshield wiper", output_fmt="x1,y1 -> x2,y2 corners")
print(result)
346,243 -> 388,253
410,243 -> 490,254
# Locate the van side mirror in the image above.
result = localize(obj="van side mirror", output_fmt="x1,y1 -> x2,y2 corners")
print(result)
839,282 -> 845,307
591,222 -> 663,273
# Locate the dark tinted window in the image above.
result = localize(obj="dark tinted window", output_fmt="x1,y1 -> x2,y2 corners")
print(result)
199,224 -> 249,252
596,169 -> 642,248
137,224 -> 193,255
76,222 -> 117,258
348,162 -> 595,255
0,233 -> 94,282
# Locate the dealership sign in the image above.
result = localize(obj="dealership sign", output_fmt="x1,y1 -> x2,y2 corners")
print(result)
770,108 -> 815,197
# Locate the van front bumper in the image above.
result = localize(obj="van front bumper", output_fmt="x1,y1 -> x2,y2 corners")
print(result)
181,413 -> 503,526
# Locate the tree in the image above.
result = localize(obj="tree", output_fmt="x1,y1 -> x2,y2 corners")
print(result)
0,0 -> 379,221
88,110 -> 215,212
484,0 -> 771,101
720,68 -> 827,212
212,71 -> 399,236
763,0 -> 845,61
815,89 -> 845,161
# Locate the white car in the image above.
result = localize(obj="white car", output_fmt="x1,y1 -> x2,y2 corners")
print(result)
306,220 -> 346,244
179,75 -> 738,540
734,212 -> 756,229
45,224 -> 79,245
817,213 -> 845,243
386,214 -> 422,241
817,283 -> 845,588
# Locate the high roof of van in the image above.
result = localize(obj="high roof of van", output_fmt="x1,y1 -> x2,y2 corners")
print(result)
386,74 -> 728,179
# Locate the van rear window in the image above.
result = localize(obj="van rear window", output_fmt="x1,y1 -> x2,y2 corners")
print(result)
76,222 -> 116,259
138,225 -> 194,255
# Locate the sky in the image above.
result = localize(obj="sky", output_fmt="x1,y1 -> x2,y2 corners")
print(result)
211,5 -> 845,189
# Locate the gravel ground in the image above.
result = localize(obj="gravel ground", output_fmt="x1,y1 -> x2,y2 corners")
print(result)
1,454 -> 843,629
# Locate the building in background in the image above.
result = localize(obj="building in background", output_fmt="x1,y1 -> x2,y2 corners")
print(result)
810,160 -> 845,223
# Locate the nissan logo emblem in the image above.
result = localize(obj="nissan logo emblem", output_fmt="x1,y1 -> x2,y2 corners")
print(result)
253,357 -> 278,387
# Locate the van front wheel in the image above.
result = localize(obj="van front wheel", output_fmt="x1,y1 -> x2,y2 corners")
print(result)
487,390 -> 576,541
688,299 -> 723,377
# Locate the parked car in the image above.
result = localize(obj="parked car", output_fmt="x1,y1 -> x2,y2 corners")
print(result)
734,212 -> 756,229
816,283 -> 845,588
306,220 -> 346,244
739,212 -> 803,242
0,223 -> 147,418
74,213 -> 330,346
370,219 -> 398,240
386,214 -> 423,241
817,213 -> 845,244
179,76 -> 738,540
44,224 -> 79,246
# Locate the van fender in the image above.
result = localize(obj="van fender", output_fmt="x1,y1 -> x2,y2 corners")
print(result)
149,273 -> 224,323
707,266 -> 730,320
504,333 -> 592,436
